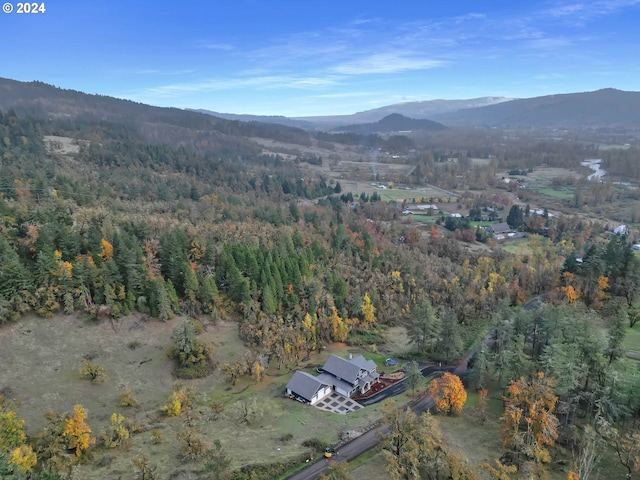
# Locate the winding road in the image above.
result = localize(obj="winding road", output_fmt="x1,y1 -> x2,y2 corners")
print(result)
285,351 -> 474,480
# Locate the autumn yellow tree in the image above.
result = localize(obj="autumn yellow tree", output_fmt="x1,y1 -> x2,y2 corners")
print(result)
63,404 -> 95,456
501,372 -> 558,467
428,372 -> 467,416
251,362 -> 265,383
0,408 -> 37,473
161,388 -> 192,417
99,238 -> 113,261
102,413 -> 130,448
9,444 -> 37,473
0,410 -> 27,450
361,293 -> 376,328
330,306 -> 349,342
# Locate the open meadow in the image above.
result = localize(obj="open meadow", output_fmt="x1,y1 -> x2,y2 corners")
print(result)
0,314 -> 415,478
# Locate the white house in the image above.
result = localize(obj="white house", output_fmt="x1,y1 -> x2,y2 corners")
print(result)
285,354 -> 379,405
614,225 -> 628,235
285,371 -> 333,405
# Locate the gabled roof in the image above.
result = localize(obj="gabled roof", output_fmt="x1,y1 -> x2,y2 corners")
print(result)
322,354 -> 376,385
323,355 -> 360,384
490,222 -> 511,234
317,372 -> 353,394
349,355 -> 377,372
286,371 -> 329,402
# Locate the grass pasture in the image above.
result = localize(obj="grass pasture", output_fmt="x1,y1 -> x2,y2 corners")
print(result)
408,213 -> 438,224
0,314 -> 403,479
501,237 -> 533,256
338,181 -> 458,204
536,187 -> 575,199
503,167 -> 579,202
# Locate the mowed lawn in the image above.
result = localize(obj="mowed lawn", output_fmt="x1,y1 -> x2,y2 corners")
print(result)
501,238 -> 533,256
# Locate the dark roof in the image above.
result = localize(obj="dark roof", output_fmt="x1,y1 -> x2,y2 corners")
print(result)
286,371 -> 328,402
490,222 -> 511,234
322,355 -> 376,385
350,355 -> 377,372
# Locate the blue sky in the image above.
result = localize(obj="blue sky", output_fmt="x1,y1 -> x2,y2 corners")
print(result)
2,0 -> 639,116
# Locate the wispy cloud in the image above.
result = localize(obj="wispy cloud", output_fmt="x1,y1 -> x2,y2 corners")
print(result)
527,37 -> 574,50
541,0 -> 640,24
198,42 -> 234,51
332,52 -> 445,75
547,3 -> 585,17
130,74 -> 343,98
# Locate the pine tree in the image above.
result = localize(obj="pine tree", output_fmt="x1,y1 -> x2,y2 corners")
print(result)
407,299 -> 441,354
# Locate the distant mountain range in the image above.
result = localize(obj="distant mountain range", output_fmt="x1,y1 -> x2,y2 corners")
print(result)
295,97 -> 511,128
188,109 -> 314,130
430,88 -> 640,128
1,77 -> 640,133
197,89 -> 640,130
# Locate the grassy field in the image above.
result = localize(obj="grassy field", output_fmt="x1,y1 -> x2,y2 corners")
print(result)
536,187 -> 574,199
501,238 -> 533,256
0,314 -> 415,478
408,213 -> 438,224
469,158 -> 493,167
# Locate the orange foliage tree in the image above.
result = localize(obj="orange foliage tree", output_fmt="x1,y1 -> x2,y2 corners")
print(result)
428,372 -> 467,416
501,372 -> 559,466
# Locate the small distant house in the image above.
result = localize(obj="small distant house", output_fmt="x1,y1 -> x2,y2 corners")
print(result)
285,354 -> 379,405
614,225 -> 628,236
408,204 -> 438,212
449,213 -> 462,218
489,222 -> 512,235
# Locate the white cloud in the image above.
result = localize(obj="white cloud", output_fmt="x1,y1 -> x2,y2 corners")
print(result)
198,42 -> 234,51
332,52 -> 445,75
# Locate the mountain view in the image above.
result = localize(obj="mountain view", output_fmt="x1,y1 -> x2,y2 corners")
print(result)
2,2 -> 640,480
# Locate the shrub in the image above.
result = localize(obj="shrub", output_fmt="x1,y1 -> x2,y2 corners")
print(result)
150,429 -> 164,445
119,388 -> 137,407
79,360 -> 107,383
301,438 -> 324,452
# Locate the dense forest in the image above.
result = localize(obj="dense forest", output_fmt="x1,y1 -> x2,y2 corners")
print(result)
0,99 -> 639,480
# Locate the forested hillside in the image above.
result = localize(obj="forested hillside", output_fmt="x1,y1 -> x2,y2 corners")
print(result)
1,92 -> 640,480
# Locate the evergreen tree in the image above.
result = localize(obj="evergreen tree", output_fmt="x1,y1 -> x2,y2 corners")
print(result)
407,299 -> 441,354
506,205 -> 524,230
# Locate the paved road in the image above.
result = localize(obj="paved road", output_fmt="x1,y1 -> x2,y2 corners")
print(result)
286,352 -> 474,480
358,364 -> 456,406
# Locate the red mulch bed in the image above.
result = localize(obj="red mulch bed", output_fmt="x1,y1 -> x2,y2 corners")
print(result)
353,371 -> 405,400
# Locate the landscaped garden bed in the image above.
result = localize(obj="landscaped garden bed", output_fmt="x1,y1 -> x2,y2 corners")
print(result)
353,371 -> 405,399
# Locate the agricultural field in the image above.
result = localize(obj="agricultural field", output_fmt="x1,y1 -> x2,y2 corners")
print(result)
336,181 -> 458,204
